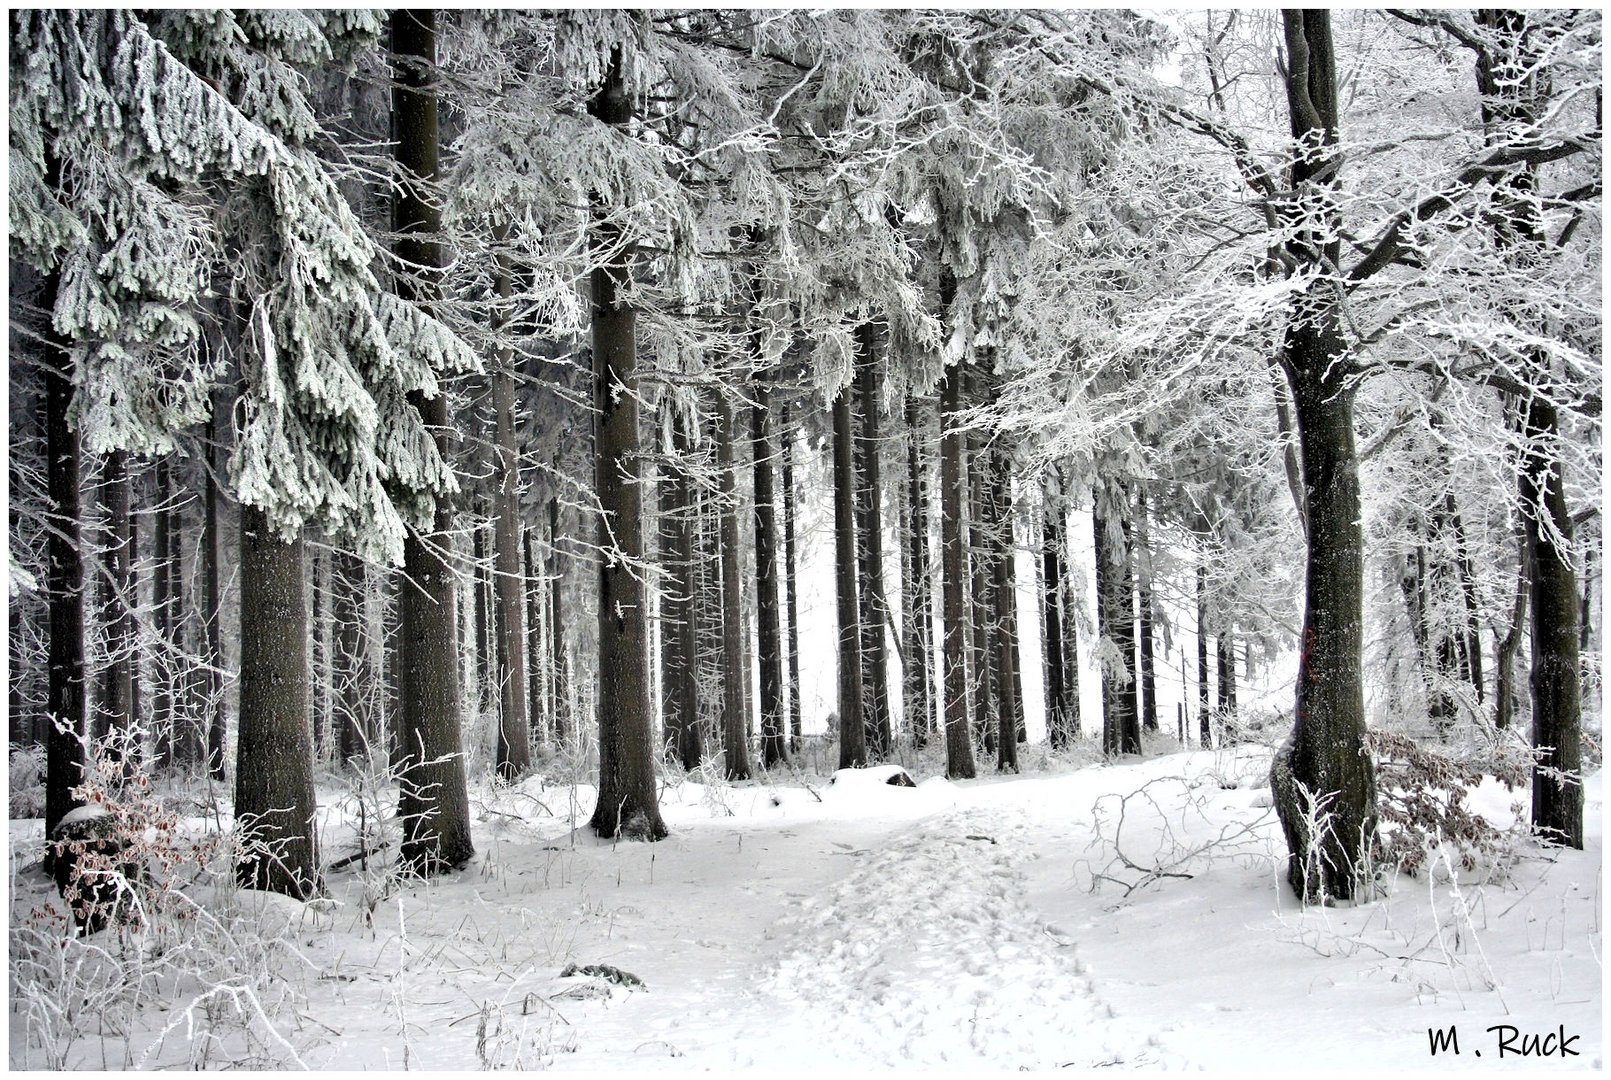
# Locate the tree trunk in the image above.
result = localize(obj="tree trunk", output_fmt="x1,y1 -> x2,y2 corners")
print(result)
235,507 -> 319,898
968,416 -> 995,754
548,497 -> 569,745
781,406 -> 804,753
201,415 -> 226,780
584,43 -> 667,839
491,250 -> 530,781
903,391 -> 933,749
854,322 -> 891,758
152,456 -> 175,768
753,383 -> 787,769
472,521 -> 491,717
525,527 -> 546,751
99,451 -> 136,770
1474,7 -> 1582,849
1519,392 -> 1583,847
990,439 -> 1019,772
392,8 -> 475,871
938,341 -> 976,779
332,548 -> 365,765
1197,556 -> 1211,748
1216,632 -> 1238,719
1094,484 -> 1139,756
42,256 -> 86,850
1495,545 -> 1529,731
1266,10 -> 1378,904
1136,488 -> 1159,734
833,373 -> 867,768
716,388 -> 753,780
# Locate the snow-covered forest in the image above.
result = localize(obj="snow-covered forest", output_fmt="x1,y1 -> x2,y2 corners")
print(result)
8,8 -> 1602,1070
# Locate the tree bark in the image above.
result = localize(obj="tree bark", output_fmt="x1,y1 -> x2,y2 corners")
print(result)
235,507 -> 319,898
332,548 -> 366,765
833,371 -> 867,768
1267,10 -> 1378,903
392,8 -> 475,871
903,391 -> 933,749
753,382 -> 787,769
990,439 -> 1019,772
42,256 -> 86,851
781,406 -> 804,753
1094,483 -> 1140,756
968,413 -> 995,754
491,245 -> 530,782
716,388 -> 753,780
1197,556 -> 1211,747
1495,545 -> 1529,731
152,456 -> 175,768
99,451 -> 135,771
584,43 -> 667,839
548,497 -> 569,745
854,322 -> 891,758
201,414 -> 226,780
938,341 -> 976,779
1136,488 -> 1159,734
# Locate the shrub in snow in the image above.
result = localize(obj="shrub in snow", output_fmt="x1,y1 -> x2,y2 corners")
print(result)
9,744 -> 46,818
1367,729 -> 1528,879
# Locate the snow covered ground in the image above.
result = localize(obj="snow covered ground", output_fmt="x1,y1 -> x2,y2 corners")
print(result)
9,746 -> 1602,1071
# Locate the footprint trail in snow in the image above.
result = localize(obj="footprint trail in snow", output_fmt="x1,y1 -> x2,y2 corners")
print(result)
757,805 -> 1175,1068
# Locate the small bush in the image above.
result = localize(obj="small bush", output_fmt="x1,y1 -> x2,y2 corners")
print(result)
1367,729 -> 1526,879
10,744 -> 46,818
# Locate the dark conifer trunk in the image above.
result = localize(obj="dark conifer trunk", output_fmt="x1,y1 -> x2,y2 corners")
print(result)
548,498 -> 569,745
1041,473 -> 1071,748
392,8 -> 475,871
42,257 -> 86,849
1217,633 -> 1239,719
1197,557 -> 1212,748
201,416 -> 226,779
968,416 -> 995,754
938,346 -> 976,779
584,44 -> 667,839
854,323 -> 891,758
1495,548 -> 1529,731
332,548 -> 366,765
1094,483 -> 1140,756
753,383 -> 787,768
99,452 -> 136,769
781,407 -> 804,753
491,260 -> 530,780
833,375 -> 867,768
1136,488 -> 1159,734
472,521 -> 491,717
990,440 -> 1019,772
666,409 -> 703,769
235,507 -> 319,898
716,389 -> 753,780
525,528 -> 546,750
152,456 -> 176,768
903,392 -> 933,750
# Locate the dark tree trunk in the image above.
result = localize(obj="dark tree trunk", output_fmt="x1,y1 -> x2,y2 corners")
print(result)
716,389 -> 753,780
491,254 -> 530,781
967,414 -> 995,754
781,406 -> 804,753
311,546 -> 329,761
854,323 -> 892,758
99,451 -> 135,769
472,521 -> 491,717
1519,393 -> 1583,847
1136,488 -> 1159,734
525,527 -> 546,751
833,374 -> 867,768
392,8 -> 475,872
753,383 -> 787,769
201,416 -> 226,779
1197,556 -> 1211,748
42,258 -> 86,849
989,440 -> 1019,772
235,507 -> 319,899
664,408 -> 702,769
584,44 -> 667,839
903,391 -> 933,749
1216,632 -> 1239,718
1094,485 -> 1140,756
938,340 -> 976,779
332,548 -> 365,765
1040,473 -> 1070,749
152,456 -> 175,768
1495,544 -> 1529,731
1267,10 -> 1378,903
548,498 -> 569,745
1474,7 -> 1582,849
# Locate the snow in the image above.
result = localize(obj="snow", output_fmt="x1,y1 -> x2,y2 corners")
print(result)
9,751 -> 1602,1071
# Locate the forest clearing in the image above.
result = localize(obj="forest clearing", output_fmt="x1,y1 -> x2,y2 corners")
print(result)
7,8 -> 1601,1071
